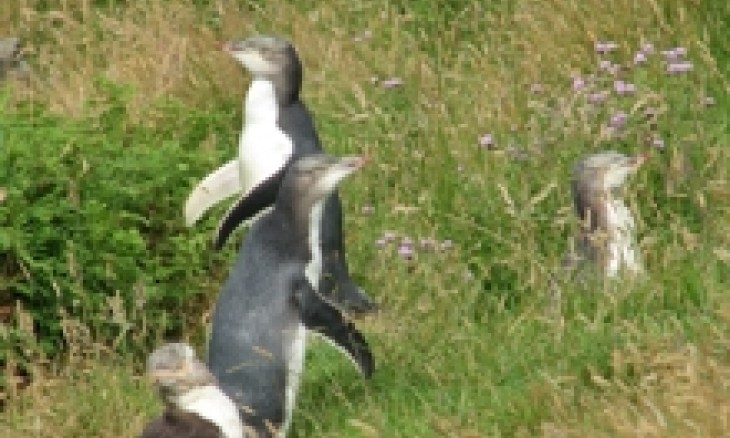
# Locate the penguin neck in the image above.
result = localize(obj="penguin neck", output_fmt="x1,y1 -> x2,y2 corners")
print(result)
173,385 -> 243,438
245,79 -> 279,125
245,70 -> 300,114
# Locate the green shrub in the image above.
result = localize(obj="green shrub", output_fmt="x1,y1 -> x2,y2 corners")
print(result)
0,80 -> 236,367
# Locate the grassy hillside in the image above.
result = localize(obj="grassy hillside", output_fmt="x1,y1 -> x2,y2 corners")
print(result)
1,0 -> 728,436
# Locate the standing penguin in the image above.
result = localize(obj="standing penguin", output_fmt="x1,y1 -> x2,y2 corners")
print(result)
208,154 -> 374,438
140,343 -> 245,438
184,35 -> 375,314
566,151 -> 648,277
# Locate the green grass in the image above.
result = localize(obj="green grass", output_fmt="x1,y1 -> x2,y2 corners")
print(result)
1,0 -> 729,437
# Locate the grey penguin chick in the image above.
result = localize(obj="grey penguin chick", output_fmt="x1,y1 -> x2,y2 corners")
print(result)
140,342 -> 245,438
208,154 -> 374,438
567,151 -> 649,278
184,34 -> 376,315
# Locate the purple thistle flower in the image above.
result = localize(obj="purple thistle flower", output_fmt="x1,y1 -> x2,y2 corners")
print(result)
361,205 -> 375,215
614,80 -> 636,95
634,51 -> 648,65
609,111 -> 628,128
479,133 -> 494,148
381,77 -> 403,89
588,90 -> 610,104
662,47 -> 687,61
397,244 -> 414,260
595,41 -> 618,54
652,137 -> 665,150
666,62 -> 693,74
572,76 -> 586,92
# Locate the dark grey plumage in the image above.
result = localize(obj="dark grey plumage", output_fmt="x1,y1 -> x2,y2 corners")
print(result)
208,154 -> 373,438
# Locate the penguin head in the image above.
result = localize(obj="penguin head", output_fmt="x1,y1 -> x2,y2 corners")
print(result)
224,35 -> 299,78
573,151 -> 647,194
292,154 -> 365,202
147,342 -> 215,404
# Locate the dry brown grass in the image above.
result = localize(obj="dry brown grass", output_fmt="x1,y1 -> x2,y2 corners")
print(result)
535,310 -> 730,438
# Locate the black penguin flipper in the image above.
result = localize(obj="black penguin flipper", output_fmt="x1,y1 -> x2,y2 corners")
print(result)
213,169 -> 286,250
319,193 -> 378,315
291,276 -> 374,378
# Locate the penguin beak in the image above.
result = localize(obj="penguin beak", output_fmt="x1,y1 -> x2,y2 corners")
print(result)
337,155 -> 367,171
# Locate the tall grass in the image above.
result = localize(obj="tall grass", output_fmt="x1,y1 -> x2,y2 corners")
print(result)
1,0 -> 728,436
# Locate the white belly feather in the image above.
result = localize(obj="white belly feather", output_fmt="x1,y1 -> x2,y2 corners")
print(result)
239,80 -> 293,197
605,199 -> 642,276
176,385 -> 245,438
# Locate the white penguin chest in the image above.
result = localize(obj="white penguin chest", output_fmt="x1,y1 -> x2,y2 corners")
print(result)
304,201 -> 325,289
176,385 -> 244,438
239,80 -> 294,195
605,199 -> 641,276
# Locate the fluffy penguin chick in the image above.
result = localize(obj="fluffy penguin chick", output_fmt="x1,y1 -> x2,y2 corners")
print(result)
140,343 -> 245,438
569,151 -> 649,277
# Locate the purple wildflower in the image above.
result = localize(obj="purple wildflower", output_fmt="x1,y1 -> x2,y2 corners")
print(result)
609,111 -> 628,129
381,77 -> 403,88
572,76 -> 586,92
361,205 -> 375,215
479,133 -> 494,148
633,51 -> 648,64
614,80 -> 636,95
588,90 -> 610,104
641,43 -> 655,55
666,62 -> 693,74
662,47 -> 687,61
397,244 -> 414,260
595,41 -> 618,54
